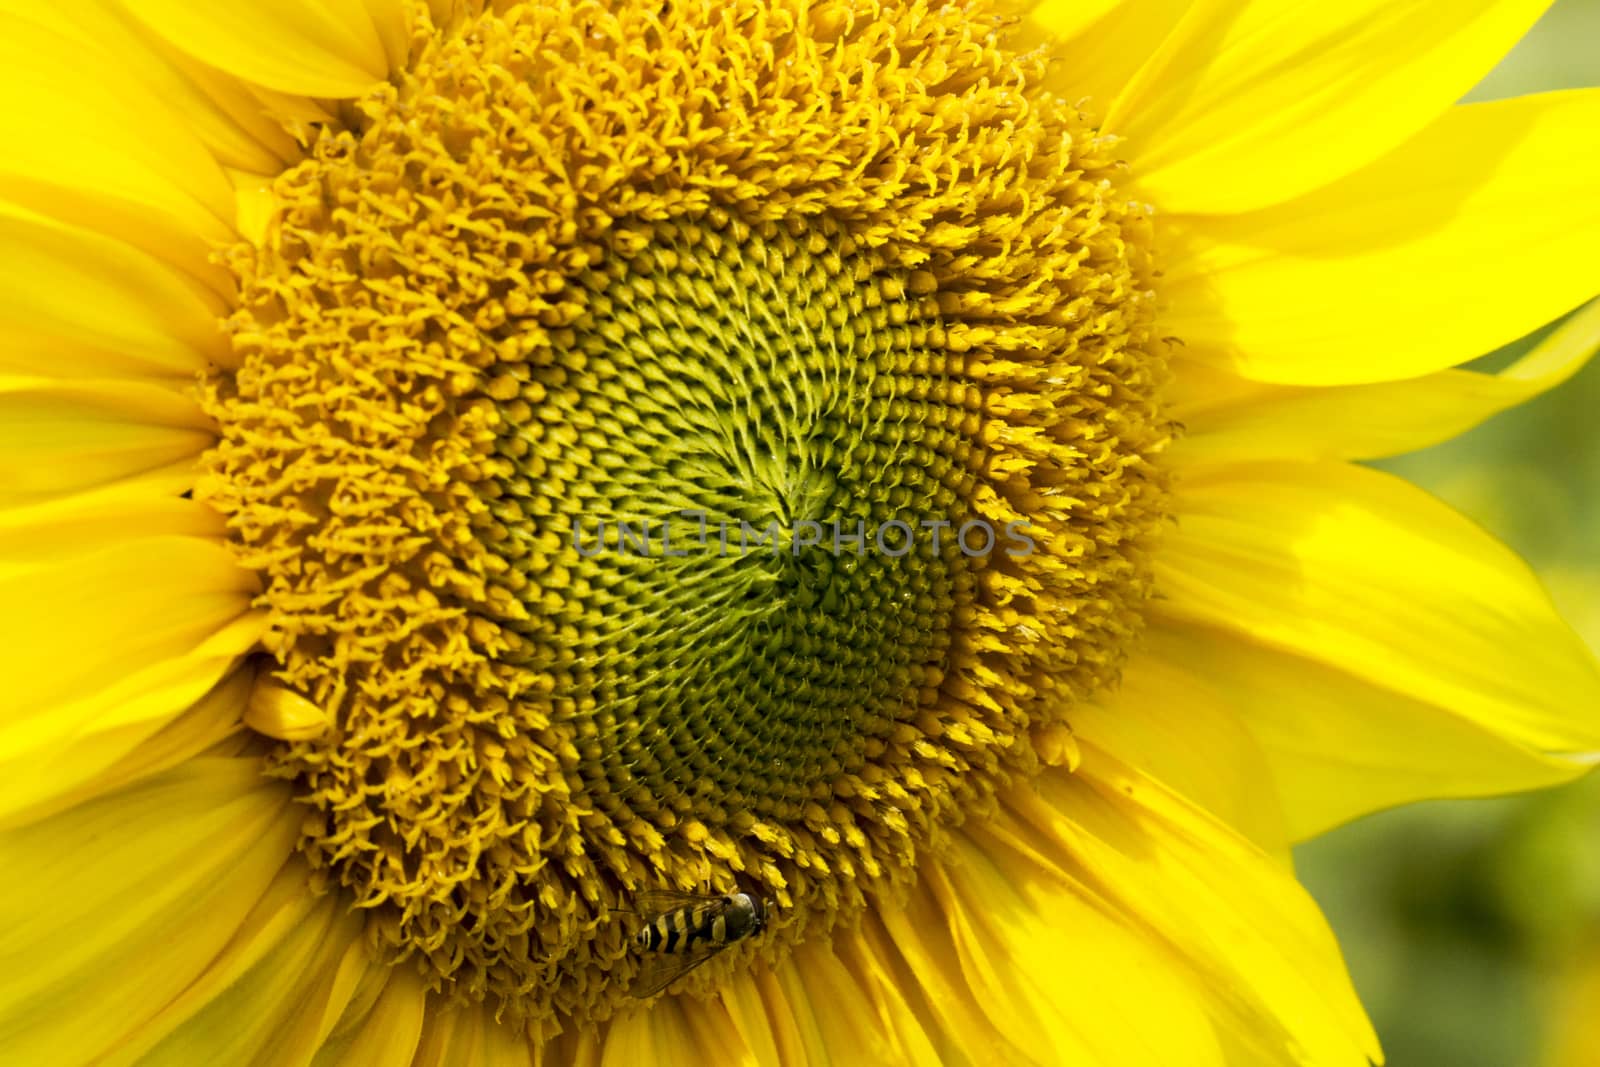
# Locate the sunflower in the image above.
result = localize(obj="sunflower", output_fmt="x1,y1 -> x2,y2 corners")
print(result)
3,0 -> 1599,1063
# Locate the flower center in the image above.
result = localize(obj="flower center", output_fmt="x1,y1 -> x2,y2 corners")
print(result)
199,0 -> 1170,1035
552,211 -> 969,825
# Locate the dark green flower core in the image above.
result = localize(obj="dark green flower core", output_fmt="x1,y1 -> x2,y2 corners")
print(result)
197,0 -> 1170,1035
534,213 -> 970,823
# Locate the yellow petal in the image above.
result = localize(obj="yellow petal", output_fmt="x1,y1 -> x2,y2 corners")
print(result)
864,831 -> 1222,1067
0,659 -> 251,830
1072,645 -> 1290,855
1163,89 -> 1600,385
0,758 -> 296,1065
1136,620 -> 1583,841
1030,0 -> 1190,112
0,203 -> 227,380
121,0 -> 399,98
0,378 -> 213,505
0,491 -> 224,580
0,0 -> 298,174
735,942 -> 946,1067
0,13 -> 236,281
601,997 -> 754,1067
108,861 -> 370,1066
245,680 -> 333,742
1108,0 -> 1553,214
826,931 -> 946,1066
1159,461 -> 1600,755
996,751 -> 1380,1065
855,902 -> 1002,1065
310,968 -> 428,1067
1172,298 -> 1600,465
361,0 -> 417,74
536,1026 -> 601,1067
413,1006 -> 536,1067
715,960 -> 819,1067
719,967 -> 787,1066
0,536 -> 256,769
908,844 -> 1216,1067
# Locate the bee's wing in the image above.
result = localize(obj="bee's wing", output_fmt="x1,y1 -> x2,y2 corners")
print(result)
633,889 -> 722,919
630,938 -> 732,999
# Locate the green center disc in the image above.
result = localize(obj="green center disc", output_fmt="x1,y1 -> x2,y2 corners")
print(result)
503,213 -> 976,823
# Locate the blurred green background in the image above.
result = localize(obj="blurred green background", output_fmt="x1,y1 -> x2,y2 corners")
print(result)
1293,4 -> 1600,1064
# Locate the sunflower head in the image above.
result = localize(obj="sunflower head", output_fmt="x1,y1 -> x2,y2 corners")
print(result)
14,0 -> 1600,1063
196,0 -> 1170,1032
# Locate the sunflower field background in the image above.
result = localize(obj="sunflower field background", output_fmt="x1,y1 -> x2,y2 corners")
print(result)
1295,2 -> 1600,1063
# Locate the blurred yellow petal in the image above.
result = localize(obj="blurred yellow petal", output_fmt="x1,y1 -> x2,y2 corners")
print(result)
0,14 -> 236,281
1109,0 -> 1553,214
0,758 -> 295,1065
0,658 -> 251,830
0,204 -> 227,380
825,931 -> 946,1065
1159,461 -> 1600,754
109,861 -> 369,1066
414,1006 -> 537,1067
789,942 -> 943,1067
362,0 -> 418,74
1164,89 -> 1600,385
0,492 -> 224,580
309,968 -> 428,1067
1137,621 -> 1584,840
601,996 -> 753,1067
1031,0 -> 1189,109
0,0 -> 298,174
536,1026 -> 601,1067
1548,938 -> 1600,1067
0,537 -> 256,771
0,379 -> 212,505
1073,647 -> 1290,855
1173,298 -> 1600,464
998,751 -> 1380,1065
926,841 -> 1228,1065
121,0 -> 400,98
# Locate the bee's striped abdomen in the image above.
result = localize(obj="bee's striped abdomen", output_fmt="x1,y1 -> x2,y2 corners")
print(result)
638,901 -> 721,953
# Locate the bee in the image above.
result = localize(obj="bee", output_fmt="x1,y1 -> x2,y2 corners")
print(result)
629,889 -> 768,998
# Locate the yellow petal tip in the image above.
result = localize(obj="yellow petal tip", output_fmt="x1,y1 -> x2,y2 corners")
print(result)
244,680 -> 330,742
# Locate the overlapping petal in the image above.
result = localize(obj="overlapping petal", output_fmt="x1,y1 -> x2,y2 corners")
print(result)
1163,89 -> 1600,385
119,0 -> 407,98
1172,299 -> 1600,465
1130,622 -> 1585,840
0,12 -> 237,281
309,969 -> 429,1067
1107,0 -> 1555,214
0,537 -> 258,822
972,748 -> 1379,1065
0,379 -> 213,505
1157,461 -> 1600,757
107,862 -> 370,1066
1031,0 -> 1191,113
0,0 -> 299,174
0,204 -> 229,380
0,759 -> 296,1064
